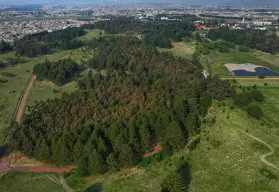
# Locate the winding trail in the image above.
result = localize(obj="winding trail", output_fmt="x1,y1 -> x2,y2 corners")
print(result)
235,127 -> 279,171
224,119 -> 279,172
16,75 -> 36,124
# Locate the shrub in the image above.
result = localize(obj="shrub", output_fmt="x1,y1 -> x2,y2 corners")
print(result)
247,105 -> 264,120
234,93 -> 250,107
250,90 -> 264,101
238,45 -> 250,52
258,75 -> 265,79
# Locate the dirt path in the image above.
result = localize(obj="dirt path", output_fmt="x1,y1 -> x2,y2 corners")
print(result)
223,119 -> 279,172
16,75 -> 36,124
235,127 -> 279,171
59,174 -> 74,192
44,174 -> 74,192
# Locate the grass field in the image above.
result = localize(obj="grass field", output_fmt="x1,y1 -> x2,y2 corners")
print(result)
26,80 -> 78,108
158,41 -> 196,60
0,172 -> 63,192
78,29 -> 103,42
190,100 -> 279,191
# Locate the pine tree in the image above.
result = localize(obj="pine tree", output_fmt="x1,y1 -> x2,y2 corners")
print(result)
106,152 -> 120,171
73,139 -> 83,163
165,121 -> 185,151
76,157 -> 88,176
139,125 -> 151,151
119,144 -> 135,168
161,172 -> 186,192
88,149 -> 106,175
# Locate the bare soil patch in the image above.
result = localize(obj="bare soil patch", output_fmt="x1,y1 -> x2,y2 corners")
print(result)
143,144 -> 163,158
225,63 -> 260,73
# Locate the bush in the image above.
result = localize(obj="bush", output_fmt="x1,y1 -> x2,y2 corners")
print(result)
247,105 -> 264,120
238,45 -> 250,52
258,75 -> 265,79
234,93 -> 250,107
250,90 -> 264,101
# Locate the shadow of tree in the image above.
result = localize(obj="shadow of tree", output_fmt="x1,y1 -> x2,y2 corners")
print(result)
0,144 -> 9,158
84,183 -> 103,192
179,162 -> 191,192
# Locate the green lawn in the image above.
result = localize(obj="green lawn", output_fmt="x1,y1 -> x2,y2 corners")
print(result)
0,173 -> 63,192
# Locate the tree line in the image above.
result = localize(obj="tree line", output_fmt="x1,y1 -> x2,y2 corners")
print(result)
207,27 -> 279,53
0,57 -> 28,69
33,58 -> 82,86
15,27 -> 86,57
0,40 -> 13,54
83,17 -> 195,48
7,36 -> 234,177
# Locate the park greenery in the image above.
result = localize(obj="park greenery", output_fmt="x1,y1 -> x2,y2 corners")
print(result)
0,57 -> 28,69
1,16 -> 279,192
0,40 -> 13,54
33,58 -> 82,86
207,27 -> 279,53
7,36 -> 234,177
15,27 -> 85,57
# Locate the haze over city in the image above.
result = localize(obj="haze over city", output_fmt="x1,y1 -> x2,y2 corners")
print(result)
1,0 -> 279,5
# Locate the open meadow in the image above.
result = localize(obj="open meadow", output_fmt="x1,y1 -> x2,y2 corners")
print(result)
158,41 -> 196,60
0,172 -> 63,192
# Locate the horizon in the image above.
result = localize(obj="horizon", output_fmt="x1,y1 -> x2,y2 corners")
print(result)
1,0 -> 279,6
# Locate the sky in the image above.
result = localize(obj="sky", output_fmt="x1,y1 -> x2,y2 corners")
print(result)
0,0 -> 278,5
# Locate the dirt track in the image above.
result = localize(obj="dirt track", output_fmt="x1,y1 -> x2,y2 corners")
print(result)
16,75 -> 36,124
0,74 -> 75,177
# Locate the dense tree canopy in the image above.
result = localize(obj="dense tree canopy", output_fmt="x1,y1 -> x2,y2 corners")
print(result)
15,27 -> 85,57
33,58 -> 82,86
208,27 -> 279,53
0,40 -> 13,54
84,17 -> 195,49
8,36 -> 234,176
